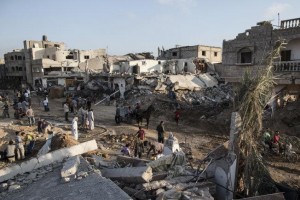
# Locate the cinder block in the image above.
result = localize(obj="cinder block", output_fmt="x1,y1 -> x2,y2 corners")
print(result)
0,165 -> 22,183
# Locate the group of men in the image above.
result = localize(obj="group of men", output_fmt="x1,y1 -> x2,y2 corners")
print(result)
1,131 -> 36,163
120,120 -> 166,159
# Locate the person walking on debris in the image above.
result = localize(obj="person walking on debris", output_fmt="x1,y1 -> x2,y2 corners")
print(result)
135,126 -> 146,154
15,131 -> 25,160
72,98 -> 77,114
2,102 -> 10,118
147,141 -> 164,158
87,97 -> 92,110
43,97 -> 49,111
37,118 -> 43,135
121,143 -> 131,156
115,105 -> 121,124
88,109 -> 94,130
5,140 -> 16,163
64,102 -> 69,121
21,132 -> 35,155
156,121 -> 165,144
71,116 -> 79,140
26,106 -> 35,126
174,108 -> 180,126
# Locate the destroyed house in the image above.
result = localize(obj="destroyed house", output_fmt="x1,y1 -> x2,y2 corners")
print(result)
217,18 -> 300,103
158,45 -> 222,64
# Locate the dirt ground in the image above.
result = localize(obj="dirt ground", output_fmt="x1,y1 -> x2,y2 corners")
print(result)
0,93 -> 299,192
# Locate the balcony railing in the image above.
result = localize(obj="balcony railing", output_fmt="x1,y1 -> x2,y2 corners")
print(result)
281,18 -> 300,29
273,61 -> 300,72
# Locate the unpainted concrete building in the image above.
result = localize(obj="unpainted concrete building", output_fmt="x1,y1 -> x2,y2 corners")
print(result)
158,45 -> 222,63
1,35 -> 106,89
216,17 -> 300,105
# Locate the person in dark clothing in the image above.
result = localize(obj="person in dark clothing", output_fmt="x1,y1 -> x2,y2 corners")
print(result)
156,121 -> 165,143
115,105 -> 121,124
37,118 -> 43,135
2,102 -> 10,118
87,97 -> 92,110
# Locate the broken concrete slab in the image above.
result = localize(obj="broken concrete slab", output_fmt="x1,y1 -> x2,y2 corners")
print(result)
147,151 -> 186,172
123,186 -> 147,199
117,155 -> 150,167
90,155 -> 114,168
198,73 -> 218,87
0,140 -> 98,183
0,165 -> 22,183
37,139 -> 97,167
102,166 -> 152,183
37,133 -> 54,156
19,158 -> 39,174
61,156 -> 80,178
2,167 -> 131,200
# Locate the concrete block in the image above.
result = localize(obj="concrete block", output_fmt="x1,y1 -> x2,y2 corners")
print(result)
102,166 -> 152,183
37,140 -> 97,168
0,165 -> 22,183
37,133 -> 54,156
0,140 -> 98,183
61,156 -> 80,178
19,158 -> 39,174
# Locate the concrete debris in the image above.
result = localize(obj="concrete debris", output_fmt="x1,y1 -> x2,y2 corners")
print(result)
102,166 -> 153,183
8,184 -> 21,192
117,155 -> 150,167
61,156 -> 80,178
0,140 -> 97,183
147,151 -> 186,172
123,186 -> 147,199
37,133 -> 54,156
89,155 -> 116,168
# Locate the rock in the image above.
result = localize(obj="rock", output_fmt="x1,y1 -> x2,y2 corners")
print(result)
7,180 -> 15,186
46,166 -> 53,172
26,172 -> 37,180
156,188 -> 165,195
8,185 -> 21,192
77,171 -> 88,178
77,176 -> 83,180
0,183 -> 8,192
62,177 -> 70,183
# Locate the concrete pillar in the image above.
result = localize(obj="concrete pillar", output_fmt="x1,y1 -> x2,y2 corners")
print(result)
215,112 -> 241,200
229,112 -> 242,152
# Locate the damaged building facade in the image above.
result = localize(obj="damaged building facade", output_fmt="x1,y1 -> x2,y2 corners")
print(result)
1,35 -> 106,89
217,17 -> 300,104
158,45 -> 222,64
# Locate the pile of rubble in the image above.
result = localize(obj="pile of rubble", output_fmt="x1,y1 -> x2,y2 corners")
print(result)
87,133 -> 215,199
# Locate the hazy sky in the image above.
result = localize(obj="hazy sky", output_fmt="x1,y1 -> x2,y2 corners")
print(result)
0,0 -> 299,58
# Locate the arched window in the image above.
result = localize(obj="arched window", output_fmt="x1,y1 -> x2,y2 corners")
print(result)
238,47 -> 252,64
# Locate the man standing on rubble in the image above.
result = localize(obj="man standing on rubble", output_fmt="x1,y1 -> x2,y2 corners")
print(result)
156,121 -> 165,144
72,116 -> 79,140
15,131 -> 25,160
64,102 -> 69,121
26,106 -> 35,126
135,126 -> 146,154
